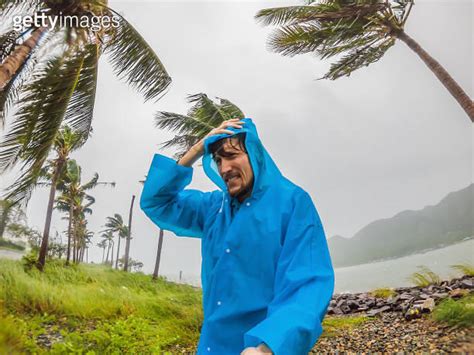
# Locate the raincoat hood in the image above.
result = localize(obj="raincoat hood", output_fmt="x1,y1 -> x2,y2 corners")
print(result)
202,118 -> 282,197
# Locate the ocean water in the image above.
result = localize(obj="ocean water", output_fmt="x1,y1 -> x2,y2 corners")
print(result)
334,238 -> 474,293
162,239 -> 474,292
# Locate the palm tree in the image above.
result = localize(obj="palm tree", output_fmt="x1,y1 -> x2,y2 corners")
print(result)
97,239 -> 107,263
56,159 -> 114,264
123,194 -> 135,272
19,126 -> 85,270
0,0 -> 172,216
100,231 -> 114,266
154,93 -> 245,158
255,0 -> 473,122
100,230 -> 114,266
104,213 -> 128,269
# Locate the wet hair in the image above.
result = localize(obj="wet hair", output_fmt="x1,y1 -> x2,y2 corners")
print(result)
209,133 -> 247,160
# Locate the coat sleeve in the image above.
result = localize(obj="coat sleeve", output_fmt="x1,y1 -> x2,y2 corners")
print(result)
243,191 -> 335,355
140,154 -> 219,238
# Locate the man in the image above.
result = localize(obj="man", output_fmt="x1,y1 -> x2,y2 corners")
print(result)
140,118 -> 335,355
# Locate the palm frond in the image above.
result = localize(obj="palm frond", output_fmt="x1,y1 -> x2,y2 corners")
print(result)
104,12 -> 171,102
0,48 -> 84,174
256,2 -> 388,26
0,28 -> 59,126
187,93 -> 238,128
154,112 -> 213,137
2,167 -> 40,206
255,5 -> 330,26
0,0 -> 42,18
156,94 -> 245,157
64,44 -> 99,136
321,37 -> 395,79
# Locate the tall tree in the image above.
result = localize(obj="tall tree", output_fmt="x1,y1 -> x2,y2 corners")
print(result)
154,93 -> 245,158
56,159 -> 114,264
28,126 -> 85,270
152,229 -> 164,280
100,230 -> 114,266
97,239 -> 107,263
123,194 -> 135,272
255,0 -> 473,122
104,213 -> 128,269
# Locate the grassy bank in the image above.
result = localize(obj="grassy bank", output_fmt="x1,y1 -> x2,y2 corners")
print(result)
0,259 -> 202,354
1,259 -> 472,353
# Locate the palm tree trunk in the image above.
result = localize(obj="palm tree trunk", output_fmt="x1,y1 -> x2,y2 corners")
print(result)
110,240 -> 114,267
397,31 -> 474,122
152,229 -> 164,280
106,243 -> 110,263
37,159 -> 64,271
115,235 -> 121,269
66,204 -> 73,265
0,27 -> 48,90
73,233 -> 77,263
123,195 -> 136,272
0,209 -> 8,239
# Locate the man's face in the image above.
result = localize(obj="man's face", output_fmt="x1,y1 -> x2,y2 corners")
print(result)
214,137 -> 254,201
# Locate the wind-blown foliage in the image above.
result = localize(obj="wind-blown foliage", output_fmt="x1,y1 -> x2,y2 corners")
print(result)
0,0 -> 171,205
256,0 -> 409,79
155,93 -> 245,158
256,0 -> 474,121
55,159 -> 114,264
104,213 -> 128,269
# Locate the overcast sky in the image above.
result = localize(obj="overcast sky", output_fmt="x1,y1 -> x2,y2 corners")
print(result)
2,0 -> 472,281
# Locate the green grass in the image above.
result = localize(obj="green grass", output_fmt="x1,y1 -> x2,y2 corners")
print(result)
408,266 -> 441,287
451,263 -> 474,277
0,259 -> 203,353
370,287 -> 396,299
431,294 -> 474,328
321,315 -> 370,338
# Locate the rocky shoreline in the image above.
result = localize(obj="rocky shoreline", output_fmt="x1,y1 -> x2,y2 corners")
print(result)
311,275 -> 474,353
327,275 -> 473,320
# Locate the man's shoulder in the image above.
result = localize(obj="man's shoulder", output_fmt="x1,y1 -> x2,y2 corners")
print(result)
274,177 -> 311,200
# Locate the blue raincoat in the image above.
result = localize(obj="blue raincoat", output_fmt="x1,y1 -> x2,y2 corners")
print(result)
140,118 -> 334,355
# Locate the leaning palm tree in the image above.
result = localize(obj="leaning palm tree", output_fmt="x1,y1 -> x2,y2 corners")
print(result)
123,194 -> 135,272
56,159 -> 114,264
154,93 -> 245,158
104,213 -> 128,270
97,239 -> 107,263
14,126 -> 85,270
255,0 -> 473,122
0,0 -> 171,211
100,230 -> 114,266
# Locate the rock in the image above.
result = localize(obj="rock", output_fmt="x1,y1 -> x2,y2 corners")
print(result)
420,298 -> 435,313
404,307 -> 422,321
449,288 -> 469,299
460,279 -> 474,288
340,304 -> 351,314
367,306 -> 391,317
431,292 -> 448,300
347,300 -> 360,310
